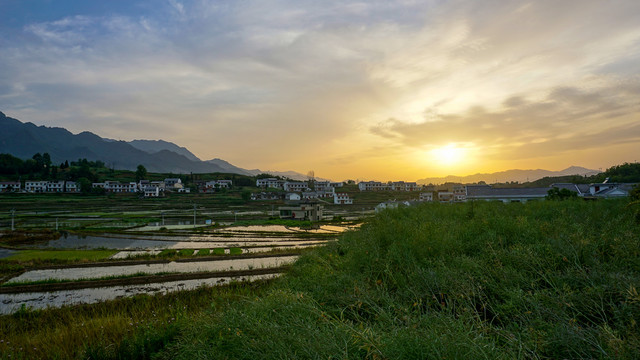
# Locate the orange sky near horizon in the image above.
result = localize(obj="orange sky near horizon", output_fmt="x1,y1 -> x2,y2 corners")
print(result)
2,1 -> 640,181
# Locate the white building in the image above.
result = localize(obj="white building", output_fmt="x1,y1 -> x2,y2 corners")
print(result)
358,181 -> 388,191
25,181 -> 48,193
164,178 -> 182,188
0,181 -> 21,192
94,181 -> 137,193
143,186 -> 161,197
65,181 -> 78,193
438,191 -> 453,203
319,187 -> 335,198
391,181 -> 418,191
453,185 -> 466,202
216,180 -> 232,188
257,178 -> 285,189
150,181 -> 165,190
314,181 -> 331,191
334,192 -> 353,205
285,193 -> 302,201
419,192 -> 433,202
283,181 -> 308,192
587,182 -> 636,198
302,191 -> 319,200
46,180 -> 65,193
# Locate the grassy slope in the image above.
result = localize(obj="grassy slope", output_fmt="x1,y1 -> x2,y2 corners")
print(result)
154,199 -> 640,359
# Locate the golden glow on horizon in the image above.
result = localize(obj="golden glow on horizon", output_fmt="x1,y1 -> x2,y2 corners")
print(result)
431,144 -> 467,167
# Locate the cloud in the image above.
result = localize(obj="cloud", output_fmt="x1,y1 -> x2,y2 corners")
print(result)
1,0 -> 640,178
370,81 -> 640,161
168,0 -> 185,16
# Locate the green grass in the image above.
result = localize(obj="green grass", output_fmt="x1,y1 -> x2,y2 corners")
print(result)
177,249 -> 195,257
0,280 -> 270,359
196,249 -> 211,256
1,271 -> 178,287
1,249 -> 117,262
153,199 -> 640,359
3,199 -> 640,359
158,249 -> 177,258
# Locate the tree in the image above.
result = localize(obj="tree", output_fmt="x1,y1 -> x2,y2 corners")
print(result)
77,177 -> 92,194
546,187 -> 578,200
42,153 -> 51,167
241,190 -> 252,202
0,154 -> 23,175
135,165 -> 147,182
630,184 -> 640,201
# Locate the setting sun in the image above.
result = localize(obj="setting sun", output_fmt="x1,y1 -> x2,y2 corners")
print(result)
431,145 -> 466,166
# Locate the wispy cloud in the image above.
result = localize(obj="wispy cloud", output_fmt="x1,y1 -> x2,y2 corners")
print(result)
371,82 -> 640,159
1,0 -> 639,178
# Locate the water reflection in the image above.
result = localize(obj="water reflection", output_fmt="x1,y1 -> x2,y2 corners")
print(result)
0,273 -> 278,314
8,255 -> 298,283
0,249 -> 15,259
41,234 -> 329,250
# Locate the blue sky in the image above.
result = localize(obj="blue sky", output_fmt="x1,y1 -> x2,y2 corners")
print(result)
1,0 -> 640,180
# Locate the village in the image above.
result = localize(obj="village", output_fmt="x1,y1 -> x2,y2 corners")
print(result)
1,176 -> 634,202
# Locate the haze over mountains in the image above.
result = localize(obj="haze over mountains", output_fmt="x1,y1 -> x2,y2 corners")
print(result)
0,111 -> 600,183
416,166 -> 600,185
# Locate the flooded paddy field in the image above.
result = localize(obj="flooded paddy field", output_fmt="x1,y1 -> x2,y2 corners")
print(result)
38,233 -> 331,251
0,273 -> 278,314
7,255 -> 298,283
0,194 -> 361,315
0,222 -> 353,314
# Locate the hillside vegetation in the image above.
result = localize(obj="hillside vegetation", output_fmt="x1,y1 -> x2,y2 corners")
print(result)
149,199 -> 640,359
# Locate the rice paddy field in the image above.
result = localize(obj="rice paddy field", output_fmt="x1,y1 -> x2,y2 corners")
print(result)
1,197 -> 640,358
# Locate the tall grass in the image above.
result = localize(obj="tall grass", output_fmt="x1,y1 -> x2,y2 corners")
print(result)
157,199 -> 640,359
2,199 -> 638,359
0,280 -> 269,359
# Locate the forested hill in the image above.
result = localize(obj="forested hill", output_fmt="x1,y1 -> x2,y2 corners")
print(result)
517,162 -> 640,187
0,111 -> 245,174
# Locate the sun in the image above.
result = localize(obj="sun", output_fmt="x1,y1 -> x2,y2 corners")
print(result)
430,144 -> 466,166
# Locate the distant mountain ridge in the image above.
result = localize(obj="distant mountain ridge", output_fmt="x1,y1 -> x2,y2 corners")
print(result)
128,139 -> 201,162
0,111 -> 316,179
1,111 -> 599,182
416,166 -> 601,185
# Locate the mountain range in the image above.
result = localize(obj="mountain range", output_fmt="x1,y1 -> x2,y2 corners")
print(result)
1,111 -> 601,183
0,111 -> 311,179
416,166 -> 600,185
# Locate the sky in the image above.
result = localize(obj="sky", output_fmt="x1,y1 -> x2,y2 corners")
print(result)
1,0 -> 640,181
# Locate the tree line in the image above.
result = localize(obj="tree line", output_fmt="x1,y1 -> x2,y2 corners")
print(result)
0,153 -> 106,182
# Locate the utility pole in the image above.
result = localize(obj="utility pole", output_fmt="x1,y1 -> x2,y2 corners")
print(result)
162,211 -> 165,226
11,209 -> 15,231
56,217 -> 59,231
193,204 -> 197,227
